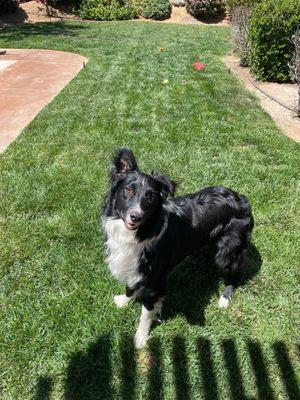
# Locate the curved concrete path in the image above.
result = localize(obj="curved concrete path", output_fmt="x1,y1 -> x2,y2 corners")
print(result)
0,49 -> 88,152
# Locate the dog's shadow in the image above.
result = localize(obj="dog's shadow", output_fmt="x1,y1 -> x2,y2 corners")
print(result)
163,244 -> 262,326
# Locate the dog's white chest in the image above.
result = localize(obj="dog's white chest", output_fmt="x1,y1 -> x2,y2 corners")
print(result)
103,218 -> 141,287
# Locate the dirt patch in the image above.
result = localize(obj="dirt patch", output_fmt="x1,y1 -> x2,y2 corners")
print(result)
223,55 -> 300,143
140,6 -> 230,25
0,1 -> 78,25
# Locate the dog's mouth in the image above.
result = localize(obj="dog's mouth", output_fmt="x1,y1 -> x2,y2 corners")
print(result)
124,220 -> 140,231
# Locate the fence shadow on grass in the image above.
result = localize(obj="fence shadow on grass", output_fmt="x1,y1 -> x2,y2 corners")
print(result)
273,342 -> 300,400
164,243 -> 262,326
64,334 -> 113,400
45,334 -> 299,400
33,376 -> 53,400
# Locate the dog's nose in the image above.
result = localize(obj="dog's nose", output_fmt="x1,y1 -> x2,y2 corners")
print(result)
130,212 -> 142,223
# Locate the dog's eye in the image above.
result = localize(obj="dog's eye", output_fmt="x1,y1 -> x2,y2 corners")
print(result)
124,187 -> 133,195
146,193 -> 157,203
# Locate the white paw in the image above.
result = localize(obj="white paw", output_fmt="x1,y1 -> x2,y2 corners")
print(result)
114,294 -> 130,308
134,329 -> 149,349
218,295 -> 230,308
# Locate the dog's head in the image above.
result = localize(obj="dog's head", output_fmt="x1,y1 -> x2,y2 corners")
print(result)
110,148 -> 177,231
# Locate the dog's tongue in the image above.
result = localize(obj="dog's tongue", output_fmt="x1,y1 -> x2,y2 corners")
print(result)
125,221 -> 138,230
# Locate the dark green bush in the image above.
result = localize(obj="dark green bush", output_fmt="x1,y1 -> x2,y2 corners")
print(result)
249,0 -> 300,82
48,0 -> 83,7
186,0 -> 224,19
78,0 -> 137,20
137,0 -> 171,20
48,0 -> 80,4
231,0 -> 261,6
0,0 -> 18,15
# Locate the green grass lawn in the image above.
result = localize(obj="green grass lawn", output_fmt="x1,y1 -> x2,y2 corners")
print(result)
0,20 -> 299,400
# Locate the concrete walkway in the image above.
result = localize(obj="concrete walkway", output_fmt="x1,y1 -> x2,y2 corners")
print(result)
0,49 -> 88,152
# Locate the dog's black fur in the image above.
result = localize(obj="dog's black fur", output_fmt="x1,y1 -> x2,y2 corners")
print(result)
102,147 -> 254,312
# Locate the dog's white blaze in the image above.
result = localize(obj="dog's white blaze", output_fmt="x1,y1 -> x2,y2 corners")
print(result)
104,218 -> 142,287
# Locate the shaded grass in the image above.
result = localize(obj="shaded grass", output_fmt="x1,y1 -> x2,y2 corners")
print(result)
0,20 -> 299,399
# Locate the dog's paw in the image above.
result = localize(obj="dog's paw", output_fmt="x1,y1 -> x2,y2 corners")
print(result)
114,294 -> 130,308
218,295 -> 230,308
134,329 -> 149,349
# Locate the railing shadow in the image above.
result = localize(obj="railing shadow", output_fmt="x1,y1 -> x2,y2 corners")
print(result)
148,337 -> 164,400
120,335 -> 137,400
222,339 -> 249,400
197,337 -> 219,400
247,340 -> 275,400
33,376 -> 53,400
64,334 -> 113,400
273,341 -> 300,400
172,336 -> 191,400
34,334 -> 299,400
164,243 -> 262,326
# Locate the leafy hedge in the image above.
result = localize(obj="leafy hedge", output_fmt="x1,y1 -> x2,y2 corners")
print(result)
230,0 -> 261,6
186,0 -> 224,19
249,0 -> 300,81
137,0 -> 171,20
0,0 -> 19,15
48,0 -> 82,5
78,0 -> 137,20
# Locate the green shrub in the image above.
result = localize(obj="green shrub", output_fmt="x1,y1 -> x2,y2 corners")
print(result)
0,0 -> 18,15
186,0 -> 224,19
78,0 -> 137,20
48,0 -> 82,5
137,0 -> 171,20
249,0 -> 300,82
231,0 -> 261,6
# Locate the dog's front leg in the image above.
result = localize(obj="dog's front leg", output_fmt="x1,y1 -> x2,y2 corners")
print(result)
114,286 -> 135,308
134,299 -> 163,349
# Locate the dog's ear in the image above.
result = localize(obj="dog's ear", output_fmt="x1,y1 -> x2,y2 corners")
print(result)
152,172 -> 178,200
112,148 -> 139,178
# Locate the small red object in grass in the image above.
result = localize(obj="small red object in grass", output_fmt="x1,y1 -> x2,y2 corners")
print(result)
193,61 -> 206,71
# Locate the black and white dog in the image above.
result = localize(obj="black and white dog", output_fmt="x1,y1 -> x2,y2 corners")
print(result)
102,148 -> 254,348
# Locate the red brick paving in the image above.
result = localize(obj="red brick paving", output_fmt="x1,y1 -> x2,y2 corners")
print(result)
0,49 -> 88,152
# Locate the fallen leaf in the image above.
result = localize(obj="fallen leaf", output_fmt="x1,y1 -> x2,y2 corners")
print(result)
193,61 -> 206,71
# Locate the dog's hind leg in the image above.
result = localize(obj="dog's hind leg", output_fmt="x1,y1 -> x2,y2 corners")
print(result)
215,217 -> 252,308
134,299 -> 163,349
114,286 -> 135,308
218,276 -> 238,309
